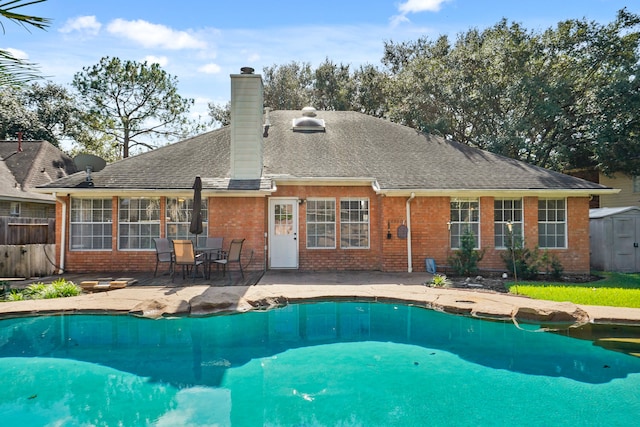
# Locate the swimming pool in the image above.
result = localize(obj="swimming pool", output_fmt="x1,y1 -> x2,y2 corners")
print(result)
1,302 -> 639,426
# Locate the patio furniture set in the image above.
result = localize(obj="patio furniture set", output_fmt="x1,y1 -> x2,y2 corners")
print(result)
153,237 -> 245,282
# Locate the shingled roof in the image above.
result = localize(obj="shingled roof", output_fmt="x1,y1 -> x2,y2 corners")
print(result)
0,140 -> 77,202
37,110 -> 612,195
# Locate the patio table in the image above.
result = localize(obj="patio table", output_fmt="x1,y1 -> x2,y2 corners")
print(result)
196,246 -> 224,279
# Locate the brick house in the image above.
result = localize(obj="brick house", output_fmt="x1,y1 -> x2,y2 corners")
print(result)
38,69 -> 616,275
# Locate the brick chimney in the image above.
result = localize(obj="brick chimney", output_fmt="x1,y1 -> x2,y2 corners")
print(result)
230,67 -> 264,179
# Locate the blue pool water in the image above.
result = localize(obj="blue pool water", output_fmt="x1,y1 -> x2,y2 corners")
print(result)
1,302 -> 639,426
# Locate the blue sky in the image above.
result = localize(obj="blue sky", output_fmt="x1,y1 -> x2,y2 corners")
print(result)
2,0 -> 637,122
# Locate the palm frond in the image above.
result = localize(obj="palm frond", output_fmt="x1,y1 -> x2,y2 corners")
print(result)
0,48 -> 41,86
0,0 -> 50,33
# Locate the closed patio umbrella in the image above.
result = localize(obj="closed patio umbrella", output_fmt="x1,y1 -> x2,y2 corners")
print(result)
189,176 -> 203,236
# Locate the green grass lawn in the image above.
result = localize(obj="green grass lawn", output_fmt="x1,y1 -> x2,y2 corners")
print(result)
506,272 -> 640,308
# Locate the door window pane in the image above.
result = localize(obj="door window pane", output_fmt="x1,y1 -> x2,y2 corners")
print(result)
275,203 -> 294,235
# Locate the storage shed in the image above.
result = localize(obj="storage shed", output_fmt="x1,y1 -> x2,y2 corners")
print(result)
589,207 -> 640,272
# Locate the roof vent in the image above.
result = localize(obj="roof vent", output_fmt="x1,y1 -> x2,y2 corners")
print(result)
301,106 -> 317,117
240,66 -> 255,74
293,106 -> 325,132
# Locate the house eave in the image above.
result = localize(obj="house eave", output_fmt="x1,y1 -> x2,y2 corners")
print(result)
0,194 -> 55,204
272,176 -> 377,187
373,188 -> 620,198
34,187 -> 276,198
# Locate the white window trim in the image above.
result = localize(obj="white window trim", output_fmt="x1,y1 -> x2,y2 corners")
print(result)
118,197 -> 161,251
494,198 -> 524,250
306,197 -> 336,250
450,197 -> 481,250
340,197 -> 370,250
538,197 -> 568,249
69,198 -> 113,251
9,202 -> 20,217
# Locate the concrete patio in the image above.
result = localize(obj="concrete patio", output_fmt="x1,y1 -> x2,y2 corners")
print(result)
1,270 -> 640,328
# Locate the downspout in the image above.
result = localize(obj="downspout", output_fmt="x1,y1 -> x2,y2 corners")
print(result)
55,193 -> 66,274
406,192 -> 416,273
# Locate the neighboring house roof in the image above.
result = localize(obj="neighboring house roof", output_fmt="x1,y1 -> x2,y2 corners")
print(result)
0,140 -> 77,203
589,206 -> 640,219
37,110 -> 614,196
0,160 -> 25,200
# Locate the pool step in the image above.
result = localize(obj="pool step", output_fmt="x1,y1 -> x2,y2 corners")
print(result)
595,337 -> 640,357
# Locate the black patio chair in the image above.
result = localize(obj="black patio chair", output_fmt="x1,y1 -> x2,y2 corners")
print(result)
153,238 -> 174,277
202,237 -> 224,278
214,238 -> 245,278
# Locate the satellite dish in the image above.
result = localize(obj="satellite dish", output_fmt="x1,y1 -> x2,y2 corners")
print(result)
74,154 -> 106,172
74,154 -> 106,182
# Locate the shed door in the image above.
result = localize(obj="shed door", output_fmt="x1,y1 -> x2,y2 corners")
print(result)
612,217 -> 640,272
269,199 -> 298,269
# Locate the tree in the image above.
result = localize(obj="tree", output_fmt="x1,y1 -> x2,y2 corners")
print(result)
0,0 -> 50,87
351,64 -> 391,118
207,101 -> 230,128
382,9 -> 640,174
447,228 -> 485,276
68,113 -> 121,162
208,60 -> 359,126
0,81 -> 83,147
262,59 -> 383,113
263,61 -> 314,110
312,59 -> 354,111
206,60 -> 387,122
72,56 -> 196,158
581,9 -> 640,176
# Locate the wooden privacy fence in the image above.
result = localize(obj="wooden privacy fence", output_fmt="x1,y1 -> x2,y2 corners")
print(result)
0,217 -> 55,245
0,217 -> 57,278
0,244 -> 57,278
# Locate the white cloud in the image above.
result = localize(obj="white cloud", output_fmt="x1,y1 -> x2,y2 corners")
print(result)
107,19 -> 207,50
59,15 -> 102,36
398,0 -> 450,14
390,14 -> 411,28
155,387 -> 231,427
189,97 -> 214,123
197,63 -> 221,74
4,47 -> 28,60
143,55 -> 169,67
393,0 -> 450,27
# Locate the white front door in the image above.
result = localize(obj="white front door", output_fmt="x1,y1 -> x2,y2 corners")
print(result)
269,199 -> 299,268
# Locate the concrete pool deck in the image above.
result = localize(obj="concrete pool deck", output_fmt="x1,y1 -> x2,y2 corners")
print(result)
1,271 -> 640,326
